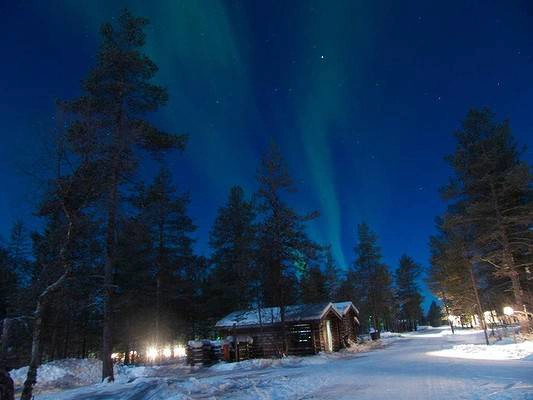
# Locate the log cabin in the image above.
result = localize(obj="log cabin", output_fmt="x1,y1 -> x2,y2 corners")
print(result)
215,302 -> 347,360
332,301 -> 360,345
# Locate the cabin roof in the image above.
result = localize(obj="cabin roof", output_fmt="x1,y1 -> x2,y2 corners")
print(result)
215,302 -> 342,329
332,301 -> 360,316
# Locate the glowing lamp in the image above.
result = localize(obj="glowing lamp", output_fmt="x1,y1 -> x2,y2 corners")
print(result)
146,346 -> 158,361
503,306 -> 514,316
174,345 -> 186,358
163,347 -> 172,358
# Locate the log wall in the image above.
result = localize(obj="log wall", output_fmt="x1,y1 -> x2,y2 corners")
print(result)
340,309 -> 359,345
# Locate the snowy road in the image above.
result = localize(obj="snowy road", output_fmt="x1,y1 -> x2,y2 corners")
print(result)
34,328 -> 533,400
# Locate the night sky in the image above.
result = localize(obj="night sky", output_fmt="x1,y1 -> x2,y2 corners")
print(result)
1,1 -> 533,309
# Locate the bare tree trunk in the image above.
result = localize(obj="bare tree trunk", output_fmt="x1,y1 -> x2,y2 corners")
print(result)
468,262 -> 489,345
155,219 -> 164,349
509,269 -> 530,333
487,176 -> 529,333
279,304 -> 287,356
155,276 -> 161,348
443,298 -> 454,334
1,319 -> 14,400
62,312 -> 71,359
81,326 -> 87,359
102,175 -> 117,382
20,264 -> 72,400
20,301 -> 44,400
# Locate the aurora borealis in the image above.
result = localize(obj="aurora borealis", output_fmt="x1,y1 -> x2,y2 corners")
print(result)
1,1 -> 533,308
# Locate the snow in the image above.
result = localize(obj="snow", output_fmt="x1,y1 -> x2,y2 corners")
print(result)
11,327 -> 533,399
10,359 -> 191,392
428,338 -> 533,361
332,301 -> 359,315
215,302 -> 340,328
10,358 -> 103,390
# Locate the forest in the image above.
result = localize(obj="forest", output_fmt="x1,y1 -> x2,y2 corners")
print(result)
0,9 -> 531,400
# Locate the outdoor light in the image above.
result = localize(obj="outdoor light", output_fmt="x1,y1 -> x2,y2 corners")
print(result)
163,347 -> 172,358
503,306 -> 514,316
146,346 -> 158,361
174,345 -> 186,357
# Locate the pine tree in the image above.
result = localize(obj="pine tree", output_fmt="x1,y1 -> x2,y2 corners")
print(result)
351,223 -> 394,332
443,108 -> 532,331
426,301 -> 443,327
0,245 -> 17,320
300,265 -> 328,304
255,142 -> 318,354
113,217 -> 155,363
428,214 -> 490,343
132,168 -> 196,344
428,217 -> 473,317
395,255 -> 423,331
8,221 -> 31,287
62,10 -> 186,381
207,186 -> 256,319
323,245 -> 341,300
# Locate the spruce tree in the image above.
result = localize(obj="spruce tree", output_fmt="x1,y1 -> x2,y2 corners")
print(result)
426,301 -> 443,327
113,217 -> 155,363
429,214 -> 490,343
132,168 -> 195,344
0,246 -> 17,320
395,255 -> 423,331
255,142 -> 318,354
207,186 -> 256,319
351,223 -> 394,331
8,221 -> 31,287
323,245 -> 341,300
62,10 -> 186,381
300,265 -> 328,304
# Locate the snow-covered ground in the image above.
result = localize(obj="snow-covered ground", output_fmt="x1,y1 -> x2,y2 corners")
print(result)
12,327 -> 533,399
428,338 -> 533,361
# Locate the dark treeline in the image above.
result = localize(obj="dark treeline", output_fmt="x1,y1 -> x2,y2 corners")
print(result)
428,109 -> 533,338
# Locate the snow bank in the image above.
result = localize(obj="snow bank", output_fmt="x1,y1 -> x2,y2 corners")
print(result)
10,358 -> 102,390
380,331 -> 402,338
9,358 -> 177,391
427,340 -> 533,360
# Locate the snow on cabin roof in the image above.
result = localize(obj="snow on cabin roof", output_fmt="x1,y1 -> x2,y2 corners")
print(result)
332,301 -> 360,316
215,302 -> 341,329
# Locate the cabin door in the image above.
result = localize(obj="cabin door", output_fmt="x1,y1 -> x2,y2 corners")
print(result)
325,320 -> 333,352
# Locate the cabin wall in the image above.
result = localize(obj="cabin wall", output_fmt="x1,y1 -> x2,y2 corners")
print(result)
218,310 -> 346,360
340,309 -> 359,344
316,311 -> 342,352
220,323 -> 318,359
